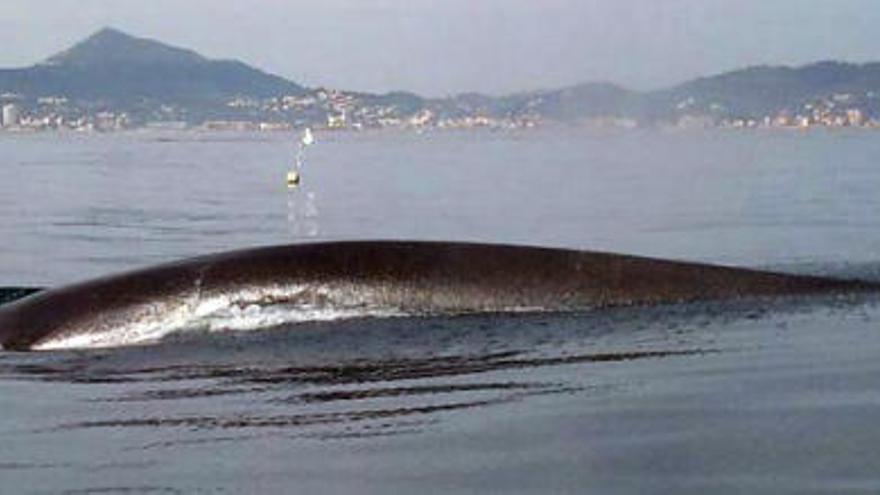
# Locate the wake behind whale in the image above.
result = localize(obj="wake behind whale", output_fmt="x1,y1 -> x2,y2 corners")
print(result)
0,241 -> 874,351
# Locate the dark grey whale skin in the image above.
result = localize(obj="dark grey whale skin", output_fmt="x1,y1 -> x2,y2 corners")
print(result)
0,241 -> 874,351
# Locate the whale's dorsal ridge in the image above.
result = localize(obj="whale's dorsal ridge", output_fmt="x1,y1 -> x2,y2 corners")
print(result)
0,241 -> 874,351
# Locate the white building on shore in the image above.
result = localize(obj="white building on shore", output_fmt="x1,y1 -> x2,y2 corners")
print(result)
2,104 -> 21,128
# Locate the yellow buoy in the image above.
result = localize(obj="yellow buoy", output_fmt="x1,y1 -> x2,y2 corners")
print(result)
286,170 -> 300,188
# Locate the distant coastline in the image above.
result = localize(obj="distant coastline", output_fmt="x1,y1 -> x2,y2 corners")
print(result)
3,28 -> 880,133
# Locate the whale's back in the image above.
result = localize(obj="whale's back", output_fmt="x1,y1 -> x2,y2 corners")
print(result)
0,242 -> 872,351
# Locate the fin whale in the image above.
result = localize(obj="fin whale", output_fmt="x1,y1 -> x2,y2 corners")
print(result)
0,241 -> 874,351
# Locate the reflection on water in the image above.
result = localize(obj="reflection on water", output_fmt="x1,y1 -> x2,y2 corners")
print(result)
47,348 -> 705,433
1,294 -> 852,443
0,304 -> 725,440
286,188 -> 320,239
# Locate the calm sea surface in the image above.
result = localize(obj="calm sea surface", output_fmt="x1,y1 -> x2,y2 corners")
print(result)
1,129 -> 880,493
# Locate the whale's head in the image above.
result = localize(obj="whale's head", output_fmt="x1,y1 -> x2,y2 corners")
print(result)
0,262 -> 206,351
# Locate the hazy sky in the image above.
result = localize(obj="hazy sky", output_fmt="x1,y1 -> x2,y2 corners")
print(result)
1,0 -> 879,96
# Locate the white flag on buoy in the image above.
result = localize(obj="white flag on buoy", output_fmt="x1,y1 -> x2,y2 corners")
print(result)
301,127 -> 314,147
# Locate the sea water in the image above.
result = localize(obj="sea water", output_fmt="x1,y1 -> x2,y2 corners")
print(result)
1,129 -> 880,493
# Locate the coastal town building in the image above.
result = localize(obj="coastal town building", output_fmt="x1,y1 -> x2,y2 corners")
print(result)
2,87 -> 880,133
2,104 -> 20,127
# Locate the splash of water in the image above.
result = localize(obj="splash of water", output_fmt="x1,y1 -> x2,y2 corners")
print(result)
286,128 -> 321,239
32,284 -> 408,350
287,190 -> 320,239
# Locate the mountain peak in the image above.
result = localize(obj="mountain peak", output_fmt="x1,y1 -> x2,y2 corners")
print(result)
90,27 -> 129,41
43,27 -> 206,67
